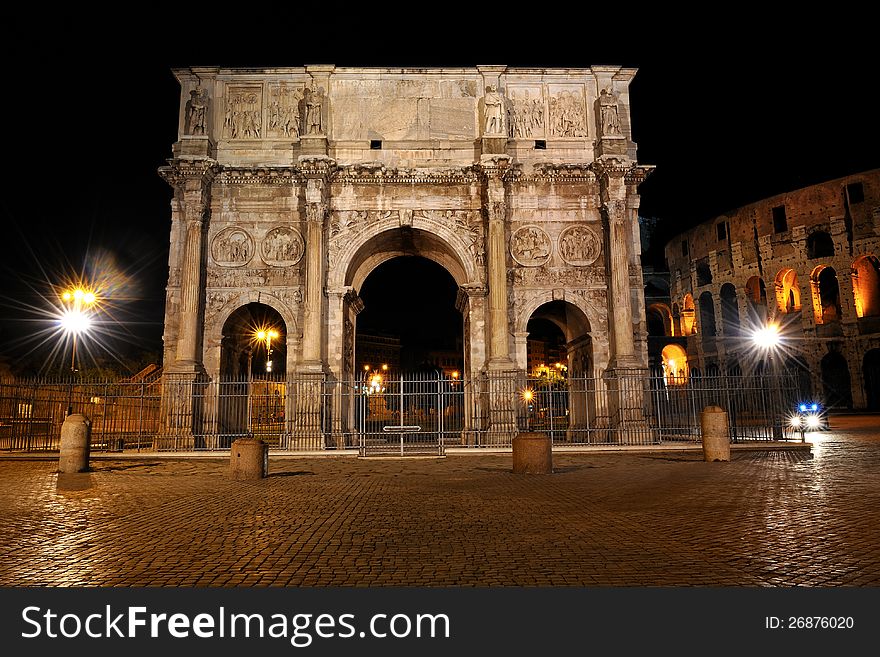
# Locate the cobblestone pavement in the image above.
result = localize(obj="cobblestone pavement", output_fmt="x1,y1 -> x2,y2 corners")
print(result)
1,415 -> 878,587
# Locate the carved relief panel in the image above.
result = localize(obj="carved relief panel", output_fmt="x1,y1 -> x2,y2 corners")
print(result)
547,84 -> 588,138
261,226 -> 305,266
223,85 -> 263,139
266,83 -> 303,139
510,226 -> 552,267
507,85 -> 545,139
558,225 -> 601,266
211,228 -> 254,266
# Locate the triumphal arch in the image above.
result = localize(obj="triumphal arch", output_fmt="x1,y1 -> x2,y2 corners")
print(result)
159,65 -> 652,450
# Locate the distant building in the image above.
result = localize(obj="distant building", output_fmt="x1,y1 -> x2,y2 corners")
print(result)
663,169 -> 880,409
356,334 -> 401,375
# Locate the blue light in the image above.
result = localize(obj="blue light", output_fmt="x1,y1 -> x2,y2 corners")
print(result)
799,404 -> 807,412
811,403 -> 818,411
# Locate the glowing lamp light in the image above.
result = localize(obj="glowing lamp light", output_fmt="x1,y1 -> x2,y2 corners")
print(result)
799,404 -> 807,413
59,309 -> 91,335
521,388 -> 534,403
790,415 -> 802,428
806,415 -> 821,429
752,323 -> 782,349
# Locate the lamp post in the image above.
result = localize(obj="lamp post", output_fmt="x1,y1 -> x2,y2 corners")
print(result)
59,287 -> 97,415
751,322 -> 784,439
255,328 -> 280,373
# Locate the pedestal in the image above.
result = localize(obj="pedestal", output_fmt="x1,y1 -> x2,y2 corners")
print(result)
300,135 -> 328,156
230,438 -> 269,480
701,405 -> 730,462
172,135 -> 213,159
59,414 -> 91,473
512,432 -> 553,474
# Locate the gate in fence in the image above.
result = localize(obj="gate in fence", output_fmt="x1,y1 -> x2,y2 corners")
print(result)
356,373 -> 461,456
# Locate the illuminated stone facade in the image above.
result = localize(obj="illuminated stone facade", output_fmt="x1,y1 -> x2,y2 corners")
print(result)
664,169 -> 880,409
159,65 -> 652,444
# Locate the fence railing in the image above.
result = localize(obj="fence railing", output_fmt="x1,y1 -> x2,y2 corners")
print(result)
0,370 -> 802,453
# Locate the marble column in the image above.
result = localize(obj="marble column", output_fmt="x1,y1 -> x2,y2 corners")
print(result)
594,159 -> 648,441
299,159 -> 334,370
294,157 -> 335,446
480,157 -> 517,442
482,156 -> 513,367
157,160 -> 217,449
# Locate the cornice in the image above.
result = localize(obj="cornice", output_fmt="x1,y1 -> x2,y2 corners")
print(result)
216,166 -> 301,185
158,158 -> 221,187
516,163 -> 597,183
333,163 -> 481,185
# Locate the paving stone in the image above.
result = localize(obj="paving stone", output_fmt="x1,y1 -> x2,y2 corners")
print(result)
0,416 -> 877,586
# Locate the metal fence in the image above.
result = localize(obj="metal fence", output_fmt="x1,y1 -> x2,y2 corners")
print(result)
0,370 -> 802,453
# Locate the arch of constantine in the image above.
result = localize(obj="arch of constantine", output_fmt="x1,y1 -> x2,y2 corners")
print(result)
158,65 -> 653,450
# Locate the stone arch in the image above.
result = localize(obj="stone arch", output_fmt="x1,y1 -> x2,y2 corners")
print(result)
330,217 -> 479,291
204,291 -> 298,379
811,265 -> 842,324
525,299 -> 594,440
807,230 -> 835,259
774,268 -> 801,314
696,260 -> 712,286
745,276 -> 768,324
719,282 -> 740,336
821,351 -> 852,408
647,302 -> 673,337
219,301 -> 289,378
851,254 -> 880,318
680,293 -> 697,336
516,291 -> 601,345
698,291 -> 717,338
215,301 -> 290,448
661,343 -> 689,384
329,221 -> 478,384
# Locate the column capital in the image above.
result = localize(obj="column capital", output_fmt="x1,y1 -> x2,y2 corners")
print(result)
478,155 -> 512,179
298,156 -> 337,178
158,158 -> 220,189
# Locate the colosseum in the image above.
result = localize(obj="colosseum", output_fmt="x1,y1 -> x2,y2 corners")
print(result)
661,169 -> 880,409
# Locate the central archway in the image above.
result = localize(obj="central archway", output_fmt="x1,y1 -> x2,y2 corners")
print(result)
356,256 -> 463,376
326,223 -> 484,448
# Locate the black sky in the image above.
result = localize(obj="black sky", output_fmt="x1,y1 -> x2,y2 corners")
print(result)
1,21 -> 876,373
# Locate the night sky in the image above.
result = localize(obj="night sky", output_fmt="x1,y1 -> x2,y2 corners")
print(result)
1,24 -> 876,374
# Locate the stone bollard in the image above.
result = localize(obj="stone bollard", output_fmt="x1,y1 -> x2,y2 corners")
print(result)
230,438 -> 268,480
59,413 -> 91,473
701,405 -> 730,462
512,432 -> 553,474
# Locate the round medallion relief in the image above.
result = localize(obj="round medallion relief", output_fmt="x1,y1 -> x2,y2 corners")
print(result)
262,226 -> 305,266
558,225 -> 601,266
510,226 -> 552,267
211,227 -> 254,267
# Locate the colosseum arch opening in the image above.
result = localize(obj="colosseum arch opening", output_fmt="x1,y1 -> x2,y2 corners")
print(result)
811,265 -> 842,324
852,254 -> 880,318
774,268 -> 801,314
807,230 -> 835,259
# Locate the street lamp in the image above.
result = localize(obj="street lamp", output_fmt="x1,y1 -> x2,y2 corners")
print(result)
255,328 -> 280,373
59,286 -> 98,374
751,322 -> 784,439
59,286 -> 97,415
